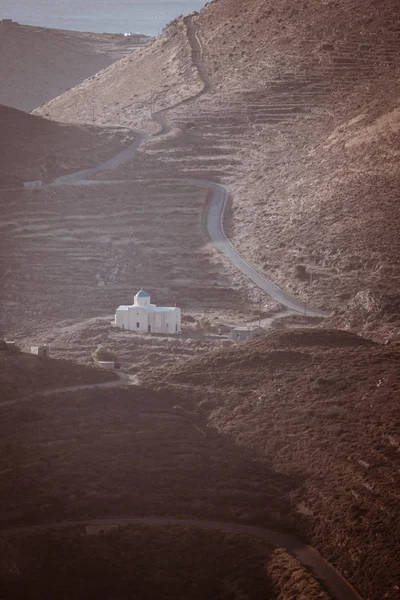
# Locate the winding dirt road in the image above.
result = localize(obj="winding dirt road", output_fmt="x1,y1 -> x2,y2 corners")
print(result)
0,16 -> 361,600
1,516 -> 362,600
0,364 -> 362,600
0,371 -> 134,408
50,16 -> 326,317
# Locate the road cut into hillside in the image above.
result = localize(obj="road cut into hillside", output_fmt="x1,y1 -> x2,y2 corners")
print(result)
0,516 -> 362,600
46,14 -> 326,318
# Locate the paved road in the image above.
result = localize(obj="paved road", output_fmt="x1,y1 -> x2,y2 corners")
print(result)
182,178 -> 328,317
48,17 -> 326,317
1,21 -> 357,598
0,516 -> 362,600
0,17 -> 328,316
53,132 -> 149,185
179,19 -> 327,317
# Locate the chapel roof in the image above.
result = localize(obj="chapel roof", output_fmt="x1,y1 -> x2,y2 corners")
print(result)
135,289 -> 150,298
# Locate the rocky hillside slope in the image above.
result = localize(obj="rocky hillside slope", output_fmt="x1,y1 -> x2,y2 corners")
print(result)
35,0 -> 400,339
34,18 -> 200,133
0,526 -> 329,600
0,347 -> 116,401
0,21 -> 148,112
0,105 -> 132,187
141,328 -> 400,600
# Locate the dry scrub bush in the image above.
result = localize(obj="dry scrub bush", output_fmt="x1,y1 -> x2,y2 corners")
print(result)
92,345 -> 117,363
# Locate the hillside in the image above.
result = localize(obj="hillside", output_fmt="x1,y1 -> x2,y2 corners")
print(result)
34,0 -> 400,339
0,176 -> 249,341
0,348 -> 117,401
34,18 -> 201,133
0,21 -> 149,112
0,526 -> 329,600
0,104 -> 133,187
141,328 -> 400,600
0,350 -> 346,600
4,2 -> 400,596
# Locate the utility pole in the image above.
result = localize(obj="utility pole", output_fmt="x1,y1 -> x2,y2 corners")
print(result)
258,295 -> 262,331
304,271 -> 312,319
92,101 -> 95,124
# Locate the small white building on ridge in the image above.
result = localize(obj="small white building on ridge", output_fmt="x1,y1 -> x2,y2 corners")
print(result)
115,290 -> 181,335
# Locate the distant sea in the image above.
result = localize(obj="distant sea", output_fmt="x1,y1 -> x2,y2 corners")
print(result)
0,0 -> 206,36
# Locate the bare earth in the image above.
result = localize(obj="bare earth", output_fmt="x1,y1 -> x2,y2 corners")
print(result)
0,104 -> 134,188
0,351 -> 117,402
0,524 -> 331,600
34,0 -> 400,342
0,21 -> 150,112
141,328 -> 400,600
1,2 -> 400,599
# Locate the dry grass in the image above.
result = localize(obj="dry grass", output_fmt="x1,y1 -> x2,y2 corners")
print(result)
0,22 -> 147,112
0,178 -> 251,343
0,380 -> 297,528
194,0 -> 400,324
0,525 -> 277,600
33,19 -> 201,134
141,328 -> 400,600
25,317 -> 231,373
268,548 -> 330,600
0,105 -> 133,188
35,0 -> 400,336
0,351 -> 117,402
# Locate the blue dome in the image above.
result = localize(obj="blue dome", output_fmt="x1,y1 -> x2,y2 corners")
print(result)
135,289 -> 150,298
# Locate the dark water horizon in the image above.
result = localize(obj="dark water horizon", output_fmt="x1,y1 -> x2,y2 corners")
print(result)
0,0 -> 206,36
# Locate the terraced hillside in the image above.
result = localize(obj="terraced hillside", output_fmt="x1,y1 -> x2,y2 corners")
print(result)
35,19 -> 202,133
0,178 -> 250,340
2,4 -> 399,597
36,0 -> 400,338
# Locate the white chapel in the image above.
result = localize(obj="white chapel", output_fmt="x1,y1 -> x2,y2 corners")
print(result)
115,290 -> 181,334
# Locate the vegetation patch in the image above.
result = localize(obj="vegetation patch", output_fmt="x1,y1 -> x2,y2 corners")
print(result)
141,328 -> 400,600
0,525 -> 335,600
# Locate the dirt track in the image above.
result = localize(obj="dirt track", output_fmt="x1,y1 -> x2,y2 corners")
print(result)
0,516 -> 362,600
45,16 -> 325,317
0,370 -> 132,408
